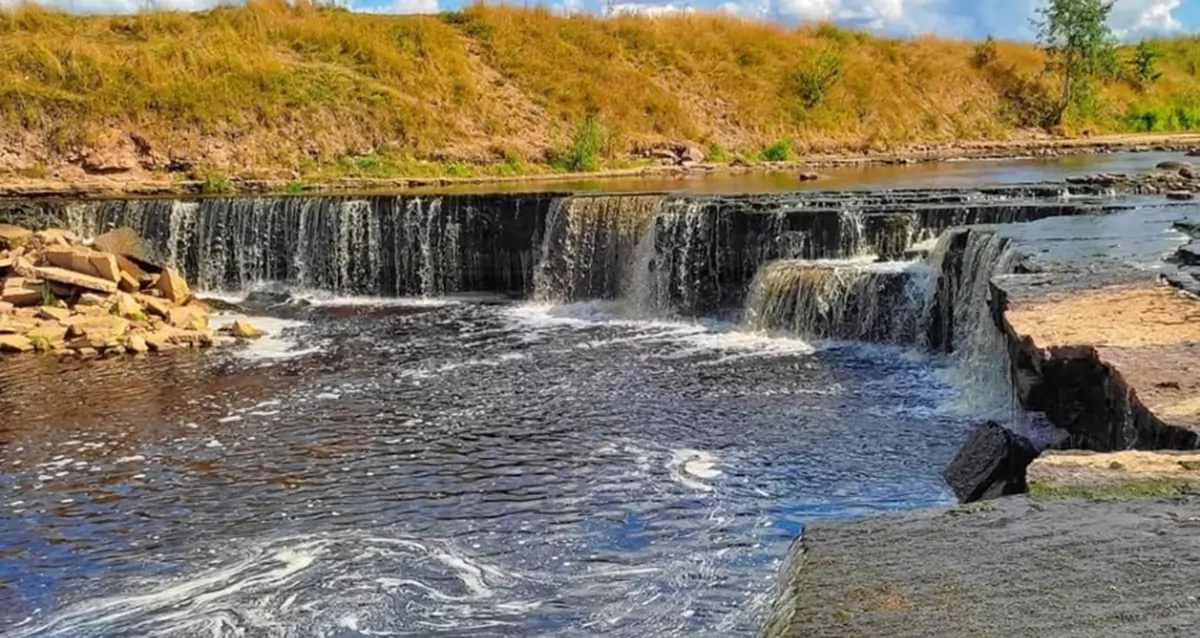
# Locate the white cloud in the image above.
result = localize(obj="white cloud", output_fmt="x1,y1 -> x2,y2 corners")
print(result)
1110,0 -> 1183,39
360,0 -> 438,14
0,0 -> 226,12
607,2 -> 695,16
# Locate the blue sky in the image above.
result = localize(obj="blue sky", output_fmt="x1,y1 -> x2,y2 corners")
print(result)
10,0 -> 1198,41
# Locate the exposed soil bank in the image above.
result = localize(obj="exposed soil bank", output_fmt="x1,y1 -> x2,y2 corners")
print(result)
4,133 -> 1200,201
762,495 -> 1200,638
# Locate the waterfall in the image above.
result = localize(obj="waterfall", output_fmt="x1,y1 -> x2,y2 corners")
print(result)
532,195 -> 662,304
744,259 -> 928,344
48,195 -> 555,296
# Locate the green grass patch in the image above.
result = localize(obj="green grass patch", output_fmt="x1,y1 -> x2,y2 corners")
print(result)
1119,106 -> 1200,132
1029,478 -> 1194,501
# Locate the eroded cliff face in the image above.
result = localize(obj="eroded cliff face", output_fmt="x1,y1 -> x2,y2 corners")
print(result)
995,281 -> 1200,452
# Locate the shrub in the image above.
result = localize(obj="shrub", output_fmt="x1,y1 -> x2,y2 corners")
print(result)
556,114 -> 607,173
285,179 -> 304,193
789,49 -> 844,109
760,139 -> 792,162
706,143 -> 731,163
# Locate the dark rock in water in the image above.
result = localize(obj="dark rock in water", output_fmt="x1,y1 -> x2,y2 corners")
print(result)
1166,190 -> 1195,201
1157,160 -> 1190,171
1182,166 -> 1197,179
1176,242 -> 1200,266
1174,220 -> 1200,238
1188,149 -> 1200,157
797,171 -> 820,181
944,422 -> 1038,503
201,297 -> 243,313
242,290 -> 297,309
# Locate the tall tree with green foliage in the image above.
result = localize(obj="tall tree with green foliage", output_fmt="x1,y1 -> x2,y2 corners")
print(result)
1035,0 -> 1117,125
1129,41 -> 1164,92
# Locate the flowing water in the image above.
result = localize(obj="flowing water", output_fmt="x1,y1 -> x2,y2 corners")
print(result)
0,168 -> 1175,636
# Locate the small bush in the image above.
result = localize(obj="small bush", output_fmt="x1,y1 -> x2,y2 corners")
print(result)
555,114 -> 607,173
760,139 -> 792,162
972,35 -> 1000,69
789,49 -> 844,109
201,174 -> 230,194
285,179 -> 304,193
706,143 -> 731,163
445,161 -> 475,178
1120,106 -> 1200,132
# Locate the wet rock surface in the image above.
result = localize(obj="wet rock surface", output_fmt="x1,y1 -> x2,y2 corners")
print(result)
943,422 -> 1038,503
762,496 -> 1200,638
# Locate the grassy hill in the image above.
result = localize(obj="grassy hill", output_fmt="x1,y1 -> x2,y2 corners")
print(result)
3,0 -> 1200,183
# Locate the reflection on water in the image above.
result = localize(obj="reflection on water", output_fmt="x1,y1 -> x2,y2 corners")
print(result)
0,300 -> 967,636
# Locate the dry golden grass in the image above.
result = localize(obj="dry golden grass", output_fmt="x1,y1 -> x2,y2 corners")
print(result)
2,1 -> 1200,179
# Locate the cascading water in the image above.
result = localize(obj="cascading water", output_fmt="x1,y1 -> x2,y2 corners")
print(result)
54,195 -> 556,296
744,259 -> 929,344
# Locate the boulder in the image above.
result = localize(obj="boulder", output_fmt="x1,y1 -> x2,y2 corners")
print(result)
1157,160 -> 1190,171
1181,166 -> 1196,180
1,278 -> 43,306
36,306 -> 71,321
115,254 -> 150,281
1167,190 -> 1195,201
25,322 -> 67,351
77,292 -> 110,306
0,224 -> 32,249
1176,241 -> 1200,267
118,271 -> 140,293
126,334 -> 148,354
230,319 -> 265,339
35,228 -> 78,247
138,294 -> 172,318
153,267 -> 190,304
679,145 -> 704,164
798,171 -> 821,181
92,227 -> 145,260
34,266 -> 118,293
0,334 -> 33,353
167,305 -> 208,331
144,328 -> 179,352
944,421 -> 1039,503
112,292 -> 146,320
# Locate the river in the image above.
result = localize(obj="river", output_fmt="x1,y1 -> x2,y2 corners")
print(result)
0,153 -> 1187,636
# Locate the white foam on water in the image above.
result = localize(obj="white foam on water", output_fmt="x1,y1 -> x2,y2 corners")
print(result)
505,302 -> 815,362
208,314 -> 317,361
11,533 -> 530,638
666,449 -> 723,493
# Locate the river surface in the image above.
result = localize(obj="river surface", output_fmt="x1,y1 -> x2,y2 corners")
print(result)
0,297 -> 969,636
422,150 -> 1178,195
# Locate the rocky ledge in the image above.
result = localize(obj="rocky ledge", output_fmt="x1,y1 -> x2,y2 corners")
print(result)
0,224 -> 262,357
762,493 -> 1200,638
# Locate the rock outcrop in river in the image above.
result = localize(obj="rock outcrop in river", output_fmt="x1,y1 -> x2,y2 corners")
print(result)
0,224 -> 257,356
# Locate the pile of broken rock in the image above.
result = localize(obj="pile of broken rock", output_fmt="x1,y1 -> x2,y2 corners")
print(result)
0,223 -> 263,356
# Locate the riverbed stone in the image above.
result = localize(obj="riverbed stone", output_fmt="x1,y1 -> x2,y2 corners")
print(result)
126,334 -> 148,354
35,266 -> 118,293
92,227 -> 144,259
944,421 -> 1039,503
230,319 -> 265,339
153,267 -> 190,304
35,228 -> 78,247
1166,190 -> 1195,200
1176,241 -> 1200,266
25,322 -> 67,350
0,334 -> 33,352
118,271 -> 139,293
137,294 -> 172,318
167,306 -> 207,331
0,301 -> 12,314
1157,160 -> 1190,171
36,306 -> 70,321
0,223 -> 31,249
1,278 -> 42,306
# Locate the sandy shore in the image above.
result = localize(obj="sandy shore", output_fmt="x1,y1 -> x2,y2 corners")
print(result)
3,132 -> 1200,200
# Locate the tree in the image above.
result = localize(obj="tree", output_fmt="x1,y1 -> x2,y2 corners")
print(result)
1129,41 -> 1164,92
1035,0 -> 1117,125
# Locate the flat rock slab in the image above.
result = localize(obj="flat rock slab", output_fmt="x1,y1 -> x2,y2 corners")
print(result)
1029,450 -> 1200,487
1004,282 -> 1200,430
34,266 -> 118,293
764,496 -> 1200,638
